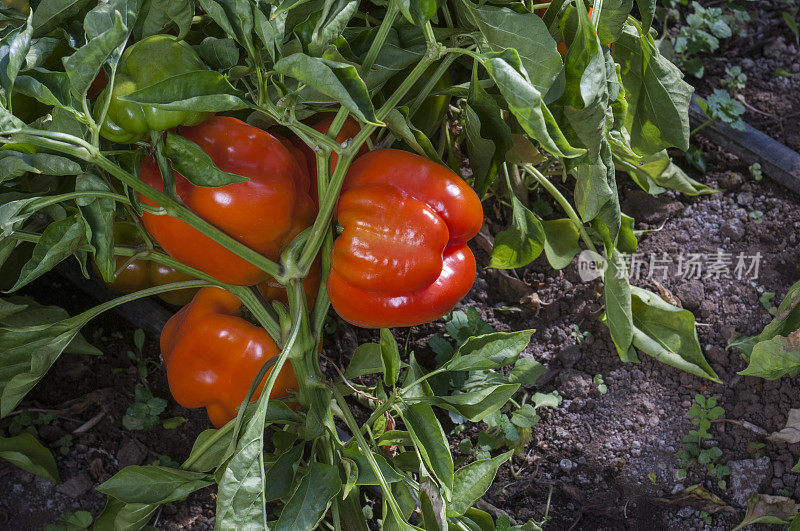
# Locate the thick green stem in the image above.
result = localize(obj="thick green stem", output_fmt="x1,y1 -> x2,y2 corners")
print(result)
407,53 -> 457,120
360,0 -> 400,76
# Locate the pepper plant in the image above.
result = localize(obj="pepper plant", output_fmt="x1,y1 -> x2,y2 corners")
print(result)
1,0 -> 720,528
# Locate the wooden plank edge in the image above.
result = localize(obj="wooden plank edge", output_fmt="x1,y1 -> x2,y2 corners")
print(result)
55,261 -> 173,338
689,94 -> 800,195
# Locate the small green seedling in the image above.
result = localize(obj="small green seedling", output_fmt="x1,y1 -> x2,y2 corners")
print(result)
748,162 -> 762,182
676,395 -> 730,486
593,374 -> 608,395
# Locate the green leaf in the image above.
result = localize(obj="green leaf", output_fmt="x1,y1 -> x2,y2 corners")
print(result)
136,0 -> 193,40
444,330 -> 534,372
162,132 -> 249,187
613,148 -> 717,196
184,428 -> 233,473
479,49 -> 584,159
380,328 -> 401,388
541,219 -> 581,270
511,404 -> 540,428
558,3 -> 609,158
12,70 -> 71,111
63,11 -> 129,98
309,0 -> 359,56
614,23 -> 693,155
461,2 -> 561,94
122,70 -> 249,112
433,383 -> 520,422
465,64 -> 512,196
0,151 -> 82,183
32,0 -> 94,36
215,374 -> 277,528
341,443 -> 404,485
508,358 -> 546,386
93,496 -> 158,531
97,466 -> 212,504
197,0 -> 255,58
75,174 -> 114,281
731,494 -> 800,531
448,451 -> 512,516
729,280 -> 800,360
383,107 -> 442,162
345,343 -> 384,379
636,0 -> 656,34
397,0 -> 436,26
196,37 -> 239,69
603,253 -> 634,361
264,443 -> 304,501
400,402 -> 454,499
738,331 -> 800,380
597,0 -> 633,45
9,214 -> 88,292
275,462 -> 341,531
274,53 -> 377,124
84,0 -> 141,39
624,286 -> 721,382
0,11 -> 33,107
0,433 -> 60,483
490,194 -> 545,269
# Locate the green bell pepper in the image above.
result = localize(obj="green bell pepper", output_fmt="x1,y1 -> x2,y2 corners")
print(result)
96,35 -> 210,143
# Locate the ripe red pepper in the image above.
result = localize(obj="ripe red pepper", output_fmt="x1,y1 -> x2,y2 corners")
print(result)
327,149 -> 483,328
139,117 -> 316,286
161,287 -> 297,427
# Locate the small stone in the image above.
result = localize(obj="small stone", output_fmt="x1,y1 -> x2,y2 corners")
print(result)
557,344 -> 582,369
558,369 -> 593,399
117,438 -> 147,468
774,461 -> 785,478
721,218 -> 746,241
741,58 -> 755,70
729,457 -> 771,506
737,192 -> 754,206
675,280 -> 705,312
56,472 -> 93,498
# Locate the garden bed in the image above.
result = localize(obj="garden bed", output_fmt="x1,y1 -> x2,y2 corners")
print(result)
3,135 -> 799,529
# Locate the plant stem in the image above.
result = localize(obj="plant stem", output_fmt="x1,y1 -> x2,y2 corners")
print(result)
91,152 -> 283,279
690,118 -> 714,136
407,53 -> 457,120
25,191 -> 131,212
16,131 -> 284,279
331,386 -> 406,523
526,164 -> 598,253
360,0 -> 399,76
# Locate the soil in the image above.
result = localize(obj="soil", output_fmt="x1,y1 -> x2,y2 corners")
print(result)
3,12 -> 800,527
670,0 -> 800,153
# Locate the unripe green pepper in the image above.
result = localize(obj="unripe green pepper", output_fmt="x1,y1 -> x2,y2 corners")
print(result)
96,35 -> 210,143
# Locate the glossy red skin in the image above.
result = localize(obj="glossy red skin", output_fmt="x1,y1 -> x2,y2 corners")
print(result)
161,287 -> 297,428
139,117 -> 316,285
291,116 -> 368,202
328,149 -> 483,328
